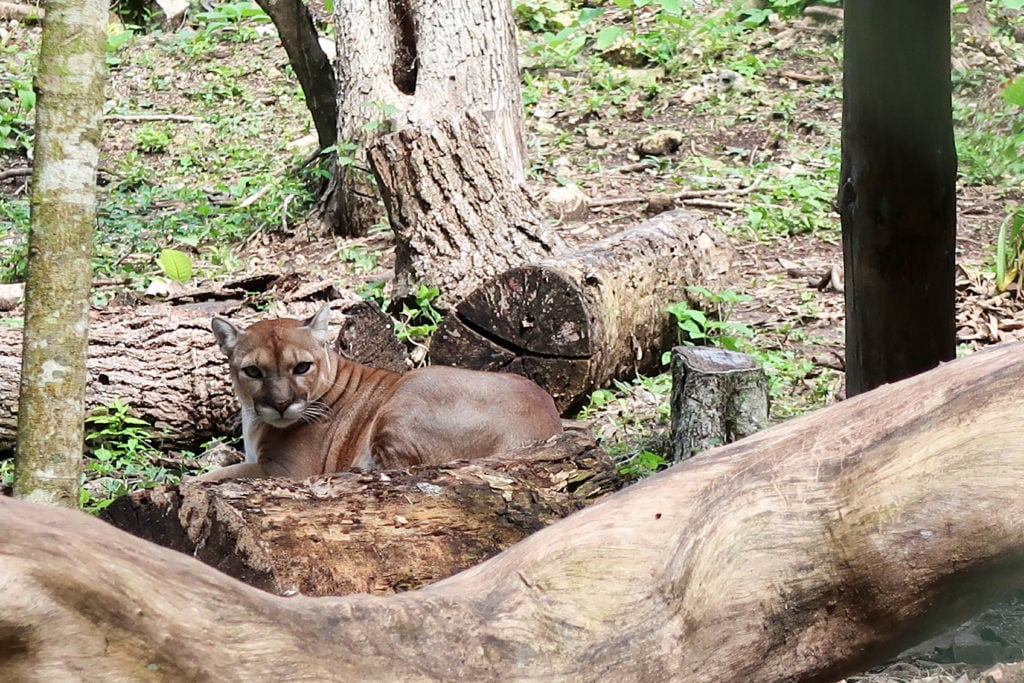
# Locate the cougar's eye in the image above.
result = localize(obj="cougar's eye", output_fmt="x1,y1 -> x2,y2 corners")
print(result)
241,366 -> 262,379
293,361 -> 312,375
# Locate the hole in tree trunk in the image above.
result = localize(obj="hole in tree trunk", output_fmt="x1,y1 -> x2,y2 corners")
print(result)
390,0 -> 418,95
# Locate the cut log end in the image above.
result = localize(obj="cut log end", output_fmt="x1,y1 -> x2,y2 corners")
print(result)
432,210 -> 734,412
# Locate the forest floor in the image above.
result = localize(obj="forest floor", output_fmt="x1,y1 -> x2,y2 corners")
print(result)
2,1 -> 1024,680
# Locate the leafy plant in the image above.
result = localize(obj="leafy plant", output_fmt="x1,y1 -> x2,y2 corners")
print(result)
514,0 -> 575,32
194,1 -> 271,41
618,449 -> 667,478
337,245 -> 381,275
134,122 -> 172,153
0,44 -> 36,153
0,456 -> 12,490
995,208 -> 1024,294
665,286 -> 754,356
81,398 -> 181,513
106,27 -> 136,67
394,285 -> 443,343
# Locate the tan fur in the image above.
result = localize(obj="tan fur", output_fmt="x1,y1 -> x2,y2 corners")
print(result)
197,306 -> 564,481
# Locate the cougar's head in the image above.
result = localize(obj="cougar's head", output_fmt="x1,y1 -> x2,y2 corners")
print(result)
212,306 -> 334,429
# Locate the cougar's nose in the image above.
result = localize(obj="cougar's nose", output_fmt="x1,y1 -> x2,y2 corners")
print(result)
273,400 -> 291,414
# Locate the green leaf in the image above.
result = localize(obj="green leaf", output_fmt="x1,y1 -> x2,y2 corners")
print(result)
16,87 -> 35,111
594,26 -> 625,51
1002,76 -> 1024,108
1002,0 -> 1024,8
158,248 -> 193,282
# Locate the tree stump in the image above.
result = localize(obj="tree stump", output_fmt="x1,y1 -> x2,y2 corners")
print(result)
430,209 -> 734,413
5,342 -> 1024,680
670,346 -> 769,461
101,432 -> 624,596
0,287 -> 405,453
368,112 -> 566,308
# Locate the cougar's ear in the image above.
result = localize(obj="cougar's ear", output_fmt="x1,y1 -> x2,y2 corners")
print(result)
304,305 -> 332,345
211,317 -> 241,357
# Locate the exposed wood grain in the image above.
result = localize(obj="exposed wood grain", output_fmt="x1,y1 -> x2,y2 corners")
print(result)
103,432 -> 624,596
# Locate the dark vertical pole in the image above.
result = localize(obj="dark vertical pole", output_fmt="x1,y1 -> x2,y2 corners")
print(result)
839,1 -> 957,396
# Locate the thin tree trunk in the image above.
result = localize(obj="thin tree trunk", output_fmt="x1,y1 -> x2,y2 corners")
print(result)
3,343 -> 1024,680
839,1 -> 957,395
331,0 -> 526,236
252,0 -> 336,150
14,0 -> 107,506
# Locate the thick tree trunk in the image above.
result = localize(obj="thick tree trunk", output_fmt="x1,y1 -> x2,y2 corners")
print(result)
331,0 -> 526,236
839,1 -> 957,395
102,432 -> 623,596
430,210 -> 734,412
0,292 -> 405,453
14,0 -> 107,506
368,112 -> 566,306
3,343 -> 1024,680
669,346 -> 768,461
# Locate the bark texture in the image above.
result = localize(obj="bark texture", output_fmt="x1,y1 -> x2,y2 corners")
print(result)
368,112 -> 567,306
102,432 -> 623,596
0,293 -> 405,453
3,343 -> 1024,680
430,210 -> 734,412
14,0 -> 107,506
839,1 -> 957,395
332,0 -> 526,236
670,346 -> 769,461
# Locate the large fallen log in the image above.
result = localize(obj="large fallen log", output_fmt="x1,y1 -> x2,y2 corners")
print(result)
430,209 -> 734,412
4,342 -> 1024,680
101,432 -> 623,596
0,288 -> 405,453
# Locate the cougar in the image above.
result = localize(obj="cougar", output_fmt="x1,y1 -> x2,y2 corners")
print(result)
197,305 -> 563,481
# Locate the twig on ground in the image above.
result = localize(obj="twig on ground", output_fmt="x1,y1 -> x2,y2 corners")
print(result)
105,114 -> 204,123
679,198 -> 743,210
0,167 -> 32,181
779,71 -> 832,84
590,178 -> 762,210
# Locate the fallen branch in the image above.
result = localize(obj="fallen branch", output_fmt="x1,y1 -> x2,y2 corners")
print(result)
105,113 -> 203,123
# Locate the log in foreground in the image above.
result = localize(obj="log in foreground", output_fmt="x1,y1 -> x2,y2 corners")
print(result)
102,433 -> 623,596
4,342 -> 1024,681
430,209 -> 733,412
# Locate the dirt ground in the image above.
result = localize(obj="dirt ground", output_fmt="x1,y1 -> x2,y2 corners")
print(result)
2,2 -> 1024,680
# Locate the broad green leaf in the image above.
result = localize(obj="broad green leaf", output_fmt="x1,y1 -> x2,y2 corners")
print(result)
594,26 -> 625,51
1002,76 -> 1024,108
158,248 -> 193,282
